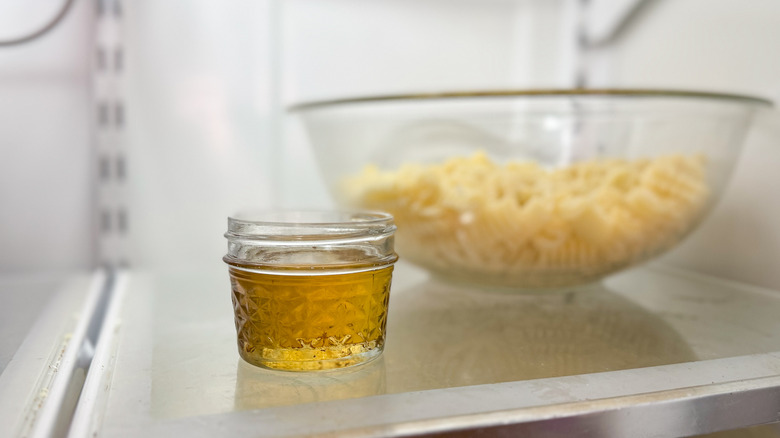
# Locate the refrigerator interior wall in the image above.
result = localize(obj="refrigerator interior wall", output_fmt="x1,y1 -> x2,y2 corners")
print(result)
583,0 -> 780,290
1,0 -> 776,290
0,0 -> 94,272
120,0 -> 578,271
122,1 -> 278,271
281,0 -> 578,103
279,0 -> 578,209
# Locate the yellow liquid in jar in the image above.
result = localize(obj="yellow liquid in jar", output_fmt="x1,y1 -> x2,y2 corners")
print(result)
227,265 -> 393,371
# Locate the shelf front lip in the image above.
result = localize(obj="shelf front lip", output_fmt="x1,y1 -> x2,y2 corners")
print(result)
120,351 -> 780,438
344,363 -> 780,438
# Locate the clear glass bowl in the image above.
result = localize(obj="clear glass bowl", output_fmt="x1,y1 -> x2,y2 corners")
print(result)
292,90 -> 771,289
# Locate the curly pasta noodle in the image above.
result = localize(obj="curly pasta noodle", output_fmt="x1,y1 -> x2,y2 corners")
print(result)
342,152 -> 709,288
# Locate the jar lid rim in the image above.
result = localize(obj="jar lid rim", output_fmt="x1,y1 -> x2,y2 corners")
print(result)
228,210 -> 394,227
226,210 -> 396,242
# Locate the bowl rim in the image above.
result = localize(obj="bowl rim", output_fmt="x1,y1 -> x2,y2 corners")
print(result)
288,88 -> 774,111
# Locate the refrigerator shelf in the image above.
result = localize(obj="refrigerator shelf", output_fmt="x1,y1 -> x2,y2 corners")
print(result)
0,271 -> 108,438
72,262 -> 780,437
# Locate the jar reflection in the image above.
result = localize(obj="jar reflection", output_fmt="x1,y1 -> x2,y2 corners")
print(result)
234,356 -> 386,411
383,280 -> 696,392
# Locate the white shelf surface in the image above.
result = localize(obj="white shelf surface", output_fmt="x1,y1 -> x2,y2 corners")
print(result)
73,262 -> 780,437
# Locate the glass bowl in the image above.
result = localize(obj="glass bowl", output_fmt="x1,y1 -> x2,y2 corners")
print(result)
292,90 -> 771,289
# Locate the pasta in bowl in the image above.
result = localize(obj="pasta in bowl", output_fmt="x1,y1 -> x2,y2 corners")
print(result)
343,152 -> 708,288
293,90 -> 770,288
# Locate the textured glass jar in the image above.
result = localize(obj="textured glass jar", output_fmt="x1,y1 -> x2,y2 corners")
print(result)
223,211 -> 398,371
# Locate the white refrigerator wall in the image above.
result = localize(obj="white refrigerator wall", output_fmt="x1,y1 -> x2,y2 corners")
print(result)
583,0 -> 780,290
2,0 -> 779,290
121,0 -> 577,271
0,0 -> 94,273
279,0 -> 578,209
122,1 -> 278,270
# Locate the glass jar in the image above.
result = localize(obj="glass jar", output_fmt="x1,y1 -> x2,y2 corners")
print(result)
223,211 -> 398,371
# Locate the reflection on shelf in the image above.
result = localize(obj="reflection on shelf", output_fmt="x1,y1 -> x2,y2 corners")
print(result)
234,356 -> 386,411
231,277 -> 698,408
383,279 -> 696,392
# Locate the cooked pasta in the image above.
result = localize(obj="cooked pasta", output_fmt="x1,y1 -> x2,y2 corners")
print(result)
341,152 -> 709,288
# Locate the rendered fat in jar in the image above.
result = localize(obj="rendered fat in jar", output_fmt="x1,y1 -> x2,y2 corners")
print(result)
223,211 -> 398,371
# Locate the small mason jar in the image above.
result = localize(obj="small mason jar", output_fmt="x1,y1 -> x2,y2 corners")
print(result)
223,211 -> 398,371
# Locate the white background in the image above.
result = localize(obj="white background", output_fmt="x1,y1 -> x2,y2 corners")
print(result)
1,0 -> 779,290
0,0 -> 93,272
